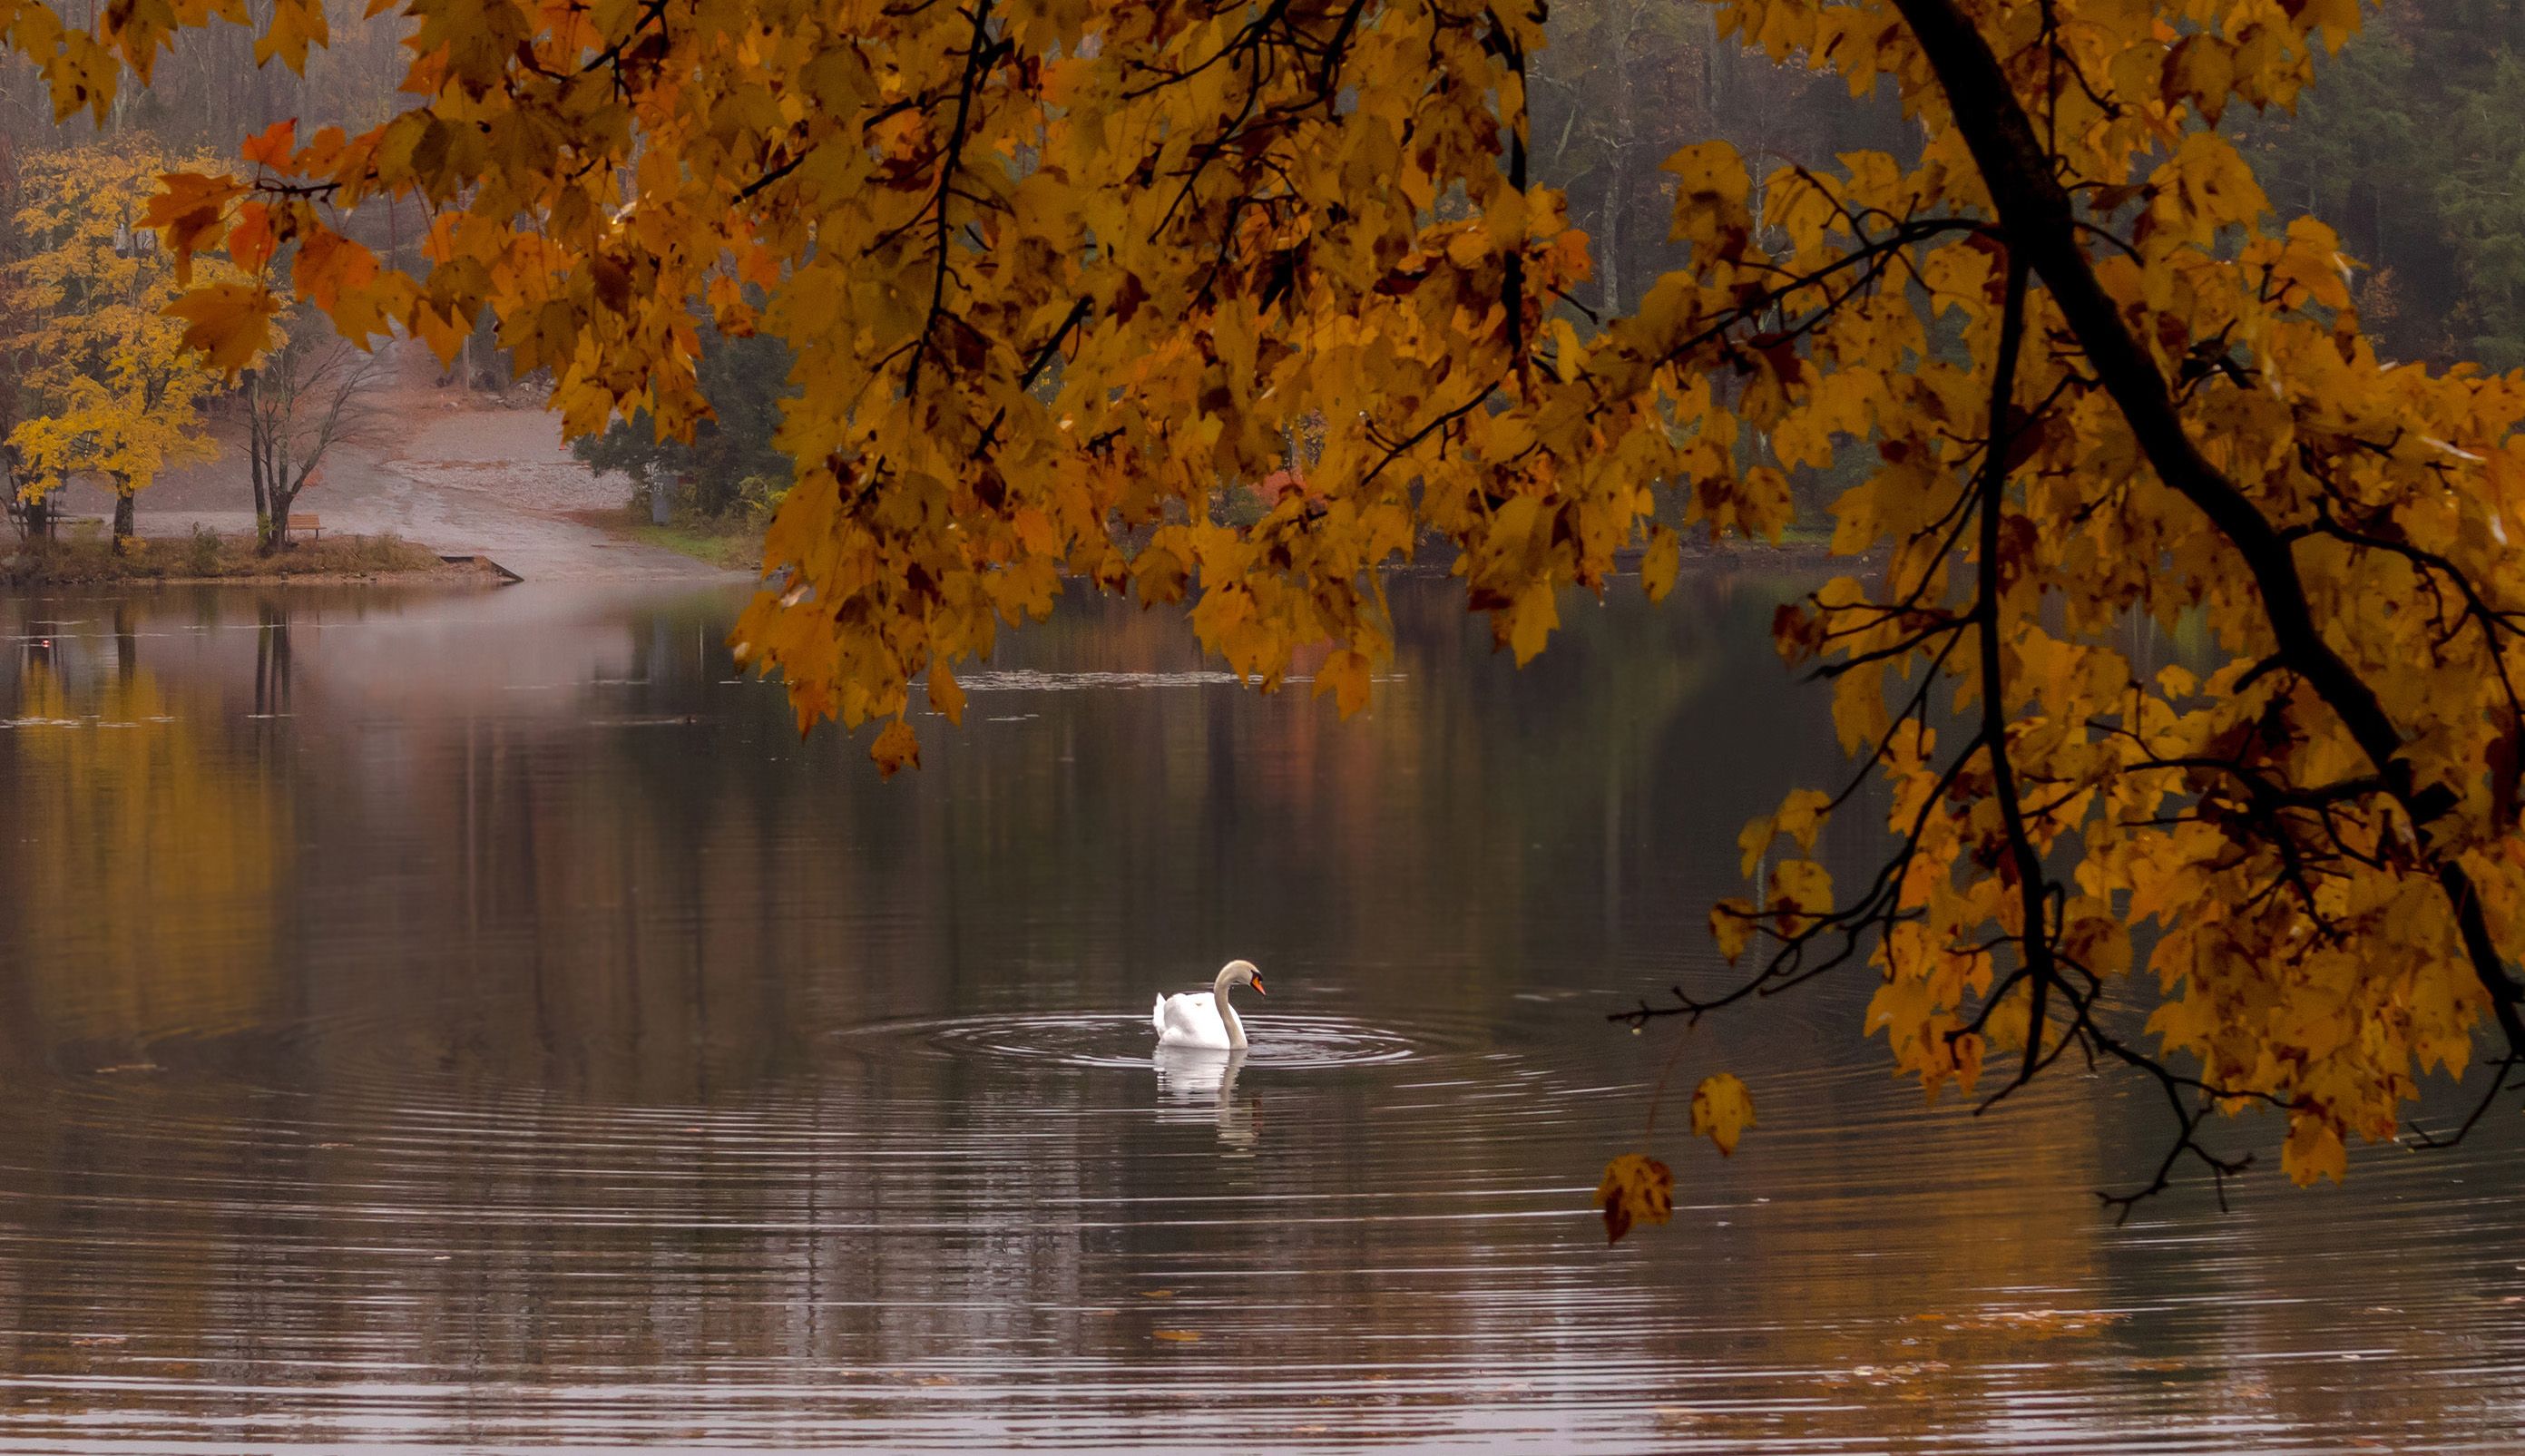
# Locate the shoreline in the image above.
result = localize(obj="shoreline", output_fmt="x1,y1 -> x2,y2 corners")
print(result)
1,565 -> 512,590
1,533 -> 514,591
7,523 -> 1845,594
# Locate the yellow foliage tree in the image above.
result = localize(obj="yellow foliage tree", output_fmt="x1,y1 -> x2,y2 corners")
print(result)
15,0 -> 2525,1211
4,139 -> 229,548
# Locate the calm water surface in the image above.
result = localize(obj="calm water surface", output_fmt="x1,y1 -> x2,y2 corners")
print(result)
0,575 -> 2519,1453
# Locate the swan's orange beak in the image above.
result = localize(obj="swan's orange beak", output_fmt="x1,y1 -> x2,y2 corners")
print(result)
1249,974 -> 1267,996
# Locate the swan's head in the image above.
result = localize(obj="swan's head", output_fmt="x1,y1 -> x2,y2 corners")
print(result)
1220,959 -> 1265,995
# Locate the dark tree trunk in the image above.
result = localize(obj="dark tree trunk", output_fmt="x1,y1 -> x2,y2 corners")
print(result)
1600,0 -> 1635,316
266,478 -> 298,555
267,433 -> 300,556
111,487 -> 135,552
246,367 -> 272,551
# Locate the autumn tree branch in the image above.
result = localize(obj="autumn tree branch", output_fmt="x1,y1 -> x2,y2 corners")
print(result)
1886,0 -> 2525,1065
900,0 -> 1006,404
1972,249 -> 2055,1092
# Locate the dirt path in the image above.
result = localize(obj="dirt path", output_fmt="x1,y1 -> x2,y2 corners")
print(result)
52,342 -> 746,585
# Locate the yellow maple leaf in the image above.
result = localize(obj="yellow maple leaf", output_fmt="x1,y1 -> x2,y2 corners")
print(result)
240,118 -> 297,169
927,660 -> 965,725
1770,787 -> 1832,854
41,28 -> 118,124
1313,648 -> 1373,718
1737,812 -> 1777,878
143,171 -> 248,272
1592,1153 -> 1672,1244
1662,140 -> 1752,249
1639,524 -> 1681,603
1503,579 -> 1559,666
164,282 -> 281,374
255,0 -> 331,71
868,719 -> 921,778
225,202 -> 278,273
1708,897 -> 1757,963
1767,859 -> 1833,937
1689,1074 -> 1756,1157
2281,1115 -> 2347,1187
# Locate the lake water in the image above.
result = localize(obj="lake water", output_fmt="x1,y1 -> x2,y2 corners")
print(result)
0,574 -> 2519,1453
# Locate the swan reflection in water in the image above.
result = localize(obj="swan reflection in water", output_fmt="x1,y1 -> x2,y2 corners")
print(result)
1152,1045 -> 1257,1151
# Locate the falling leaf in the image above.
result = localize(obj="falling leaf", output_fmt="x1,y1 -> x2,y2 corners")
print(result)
1592,1153 -> 1672,1244
1690,1074 -> 1755,1157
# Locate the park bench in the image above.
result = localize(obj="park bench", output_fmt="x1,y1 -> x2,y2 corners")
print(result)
286,513 -> 323,544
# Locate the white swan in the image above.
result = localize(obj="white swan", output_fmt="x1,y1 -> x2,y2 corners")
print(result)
1151,959 -> 1265,1049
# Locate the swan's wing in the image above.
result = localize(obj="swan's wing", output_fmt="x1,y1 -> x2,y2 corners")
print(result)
1157,992 -> 1212,1032
1154,992 -> 1226,1046
1152,993 -> 1167,1036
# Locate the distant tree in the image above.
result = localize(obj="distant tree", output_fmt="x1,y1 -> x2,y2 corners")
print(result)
571,319 -> 794,521
0,132 -> 33,540
4,139 -> 229,549
2232,0 -> 2525,368
1531,0 -> 1905,316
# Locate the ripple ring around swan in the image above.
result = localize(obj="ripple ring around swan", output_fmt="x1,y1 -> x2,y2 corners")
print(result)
829,1011 -> 1442,1070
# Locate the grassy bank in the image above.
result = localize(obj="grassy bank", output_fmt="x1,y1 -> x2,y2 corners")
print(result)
636,520 -> 760,571
5,530 -> 470,588
577,508 -> 762,571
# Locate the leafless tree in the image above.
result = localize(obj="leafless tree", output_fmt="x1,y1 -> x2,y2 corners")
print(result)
243,310 -> 383,554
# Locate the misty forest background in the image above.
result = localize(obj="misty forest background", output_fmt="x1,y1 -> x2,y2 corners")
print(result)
0,0 -> 2514,527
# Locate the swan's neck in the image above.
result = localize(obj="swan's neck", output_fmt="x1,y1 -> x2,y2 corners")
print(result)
1213,972 -> 1248,1050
